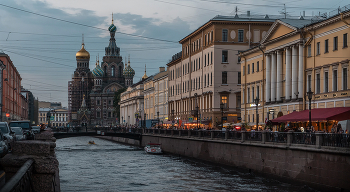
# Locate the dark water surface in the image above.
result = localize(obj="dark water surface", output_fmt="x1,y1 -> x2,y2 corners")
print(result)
56,137 -> 317,192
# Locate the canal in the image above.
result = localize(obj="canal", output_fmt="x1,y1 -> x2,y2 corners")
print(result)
56,136 -> 318,192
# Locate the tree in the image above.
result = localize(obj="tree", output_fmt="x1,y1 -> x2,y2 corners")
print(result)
113,88 -> 127,121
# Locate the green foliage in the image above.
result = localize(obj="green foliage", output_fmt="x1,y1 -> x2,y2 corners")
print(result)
113,87 -> 127,119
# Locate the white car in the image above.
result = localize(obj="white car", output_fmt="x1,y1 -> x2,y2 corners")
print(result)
10,127 -> 26,141
0,122 -> 14,149
0,131 -> 8,157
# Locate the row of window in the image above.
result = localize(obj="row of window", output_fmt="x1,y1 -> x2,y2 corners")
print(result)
307,33 -> 348,57
184,30 -> 214,56
39,113 -> 67,117
243,61 -> 262,76
222,29 -> 244,42
95,111 -> 114,118
170,73 -> 213,96
39,117 -> 67,122
95,99 -> 113,105
307,67 -> 348,94
245,86 -> 261,104
170,52 -> 214,80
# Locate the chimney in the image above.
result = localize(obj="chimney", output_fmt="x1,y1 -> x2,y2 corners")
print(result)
159,67 -> 165,72
247,11 -> 250,17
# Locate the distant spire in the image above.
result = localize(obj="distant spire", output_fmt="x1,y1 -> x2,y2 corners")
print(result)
142,64 -> 148,80
128,54 -> 130,66
112,13 -> 114,24
82,34 -> 84,45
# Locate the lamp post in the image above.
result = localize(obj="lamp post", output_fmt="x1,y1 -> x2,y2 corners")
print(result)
171,109 -> 175,128
157,111 -> 159,129
194,93 -> 199,129
220,103 -> 224,128
144,113 -> 146,128
255,96 -> 259,130
307,89 -> 313,129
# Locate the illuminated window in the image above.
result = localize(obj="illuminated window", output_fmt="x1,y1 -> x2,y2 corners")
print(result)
221,95 -> 228,108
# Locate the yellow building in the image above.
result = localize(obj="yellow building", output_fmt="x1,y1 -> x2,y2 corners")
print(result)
240,10 -> 350,130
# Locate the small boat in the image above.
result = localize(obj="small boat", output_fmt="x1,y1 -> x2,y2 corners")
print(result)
88,141 -> 95,144
144,143 -> 162,154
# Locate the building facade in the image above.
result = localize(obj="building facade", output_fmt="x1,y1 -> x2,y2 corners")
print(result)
240,9 -> 350,130
168,14 -> 274,128
38,108 -> 69,127
0,53 -> 23,122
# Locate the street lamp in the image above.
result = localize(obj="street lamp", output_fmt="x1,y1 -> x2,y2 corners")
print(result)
307,89 -> 313,129
255,96 -> 259,130
171,109 -> 175,128
144,113 -> 146,128
194,93 -> 199,129
220,103 -> 224,128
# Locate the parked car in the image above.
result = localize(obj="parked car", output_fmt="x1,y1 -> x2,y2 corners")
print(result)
9,121 -> 35,140
0,131 -> 8,157
0,122 -> 15,149
10,127 -> 26,141
32,126 -> 41,134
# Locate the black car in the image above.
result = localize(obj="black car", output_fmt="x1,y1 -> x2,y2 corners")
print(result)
9,121 -> 35,140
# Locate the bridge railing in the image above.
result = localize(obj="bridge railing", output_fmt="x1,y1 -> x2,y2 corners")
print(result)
142,129 -> 350,149
0,159 -> 35,192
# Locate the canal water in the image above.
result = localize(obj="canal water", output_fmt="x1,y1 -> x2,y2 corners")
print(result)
56,137 -> 317,192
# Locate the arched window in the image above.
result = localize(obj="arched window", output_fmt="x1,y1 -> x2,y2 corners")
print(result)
119,66 -> 122,77
104,66 -> 107,76
111,66 -> 115,77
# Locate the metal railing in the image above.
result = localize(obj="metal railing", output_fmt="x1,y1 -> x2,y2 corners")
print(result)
1,159 -> 34,192
141,129 -> 350,149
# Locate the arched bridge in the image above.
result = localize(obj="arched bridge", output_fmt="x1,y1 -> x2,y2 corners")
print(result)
53,128 -> 142,141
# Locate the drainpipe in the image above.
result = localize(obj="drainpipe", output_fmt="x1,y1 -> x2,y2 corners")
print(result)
240,53 -> 247,122
302,28 -> 314,111
258,44 -> 265,126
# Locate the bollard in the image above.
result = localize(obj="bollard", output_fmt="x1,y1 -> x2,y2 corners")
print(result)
261,131 -> 267,144
287,130 -> 294,146
241,131 -> 246,142
211,131 -> 214,139
188,129 -> 191,138
225,130 -> 228,141
315,131 -> 324,149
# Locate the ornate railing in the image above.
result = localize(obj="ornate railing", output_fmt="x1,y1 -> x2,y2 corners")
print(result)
1,159 -> 35,192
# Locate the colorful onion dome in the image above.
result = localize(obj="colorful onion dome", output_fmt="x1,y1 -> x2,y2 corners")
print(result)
123,62 -> 135,78
108,24 -> 117,32
76,44 -> 90,60
92,63 -> 104,77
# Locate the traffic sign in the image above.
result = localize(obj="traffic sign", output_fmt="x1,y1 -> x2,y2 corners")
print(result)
50,116 -> 54,121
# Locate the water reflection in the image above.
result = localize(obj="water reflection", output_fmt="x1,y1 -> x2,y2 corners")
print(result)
56,136 -> 317,192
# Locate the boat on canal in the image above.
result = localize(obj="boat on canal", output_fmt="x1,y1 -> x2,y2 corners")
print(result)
144,143 -> 162,154
88,141 -> 96,144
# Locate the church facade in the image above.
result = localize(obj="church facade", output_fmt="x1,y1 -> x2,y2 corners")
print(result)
68,19 -> 135,127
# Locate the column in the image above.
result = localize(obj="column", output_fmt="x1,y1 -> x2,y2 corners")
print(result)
265,54 -> 271,102
271,52 -> 277,102
276,50 -> 283,101
298,43 -> 304,99
292,45 -> 298,99
285,47 -> 292,100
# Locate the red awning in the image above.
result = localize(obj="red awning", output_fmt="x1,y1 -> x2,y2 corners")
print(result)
271,107 -> 350,122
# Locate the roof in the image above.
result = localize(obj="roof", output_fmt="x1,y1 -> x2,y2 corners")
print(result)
278,18 -> 313,29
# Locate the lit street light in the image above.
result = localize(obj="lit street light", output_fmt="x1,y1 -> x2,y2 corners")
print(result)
307,89 -> 313,129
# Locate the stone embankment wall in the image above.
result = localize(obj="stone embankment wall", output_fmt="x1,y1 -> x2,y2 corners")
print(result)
142,135 -> 350,191
95,136 -> 140,146
0,129 -> 60,192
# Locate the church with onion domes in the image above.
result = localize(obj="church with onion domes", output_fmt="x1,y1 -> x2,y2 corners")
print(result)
68,16 -> 135,127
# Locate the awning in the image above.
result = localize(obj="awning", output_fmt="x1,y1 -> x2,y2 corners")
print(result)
271,107 -> 350,122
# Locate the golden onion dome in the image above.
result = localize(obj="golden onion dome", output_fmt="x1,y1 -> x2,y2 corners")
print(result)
76,44 -> 90,60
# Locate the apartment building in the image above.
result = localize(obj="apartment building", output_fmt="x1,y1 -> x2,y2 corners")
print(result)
168,14 -> 274,128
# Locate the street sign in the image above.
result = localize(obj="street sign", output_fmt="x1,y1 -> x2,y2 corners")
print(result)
265,118 -> 268,124
50,116 -> 54,121
172,120 -> 175,124
222,117 -> 227,120
188,117 -> 193,122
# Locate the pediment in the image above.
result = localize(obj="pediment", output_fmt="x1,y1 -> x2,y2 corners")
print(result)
261,20 -> 297,44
